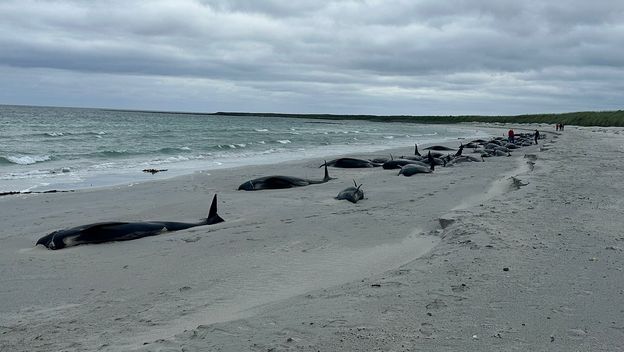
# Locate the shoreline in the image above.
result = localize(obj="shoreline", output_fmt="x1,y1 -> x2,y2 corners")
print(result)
0,123 -> 495,194
3,125 -> 621,351
0,122 -> 492,194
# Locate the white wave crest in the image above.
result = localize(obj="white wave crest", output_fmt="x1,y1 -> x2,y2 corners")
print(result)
5,155 -> 52,165
277,140 -> 291,144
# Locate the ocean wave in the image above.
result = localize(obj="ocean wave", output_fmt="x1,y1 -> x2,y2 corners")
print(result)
255,129 -> 269,132
92,150 -> 133,158
0,166 -> 71,180
0,169 -> 52,179
277,140 -> 292,144
73,131 -> 107,136
143,153 -> 213,166
215,143 -> 248,149
159,146 -> 192,153
260,148 -> 278,154
36,131 -> 106,138
0,154 -> 52,165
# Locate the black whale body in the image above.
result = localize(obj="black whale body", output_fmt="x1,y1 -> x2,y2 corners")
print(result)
423,145 -> 456,151
36,195 -> 224,250
238,164 -> 334,191
382,159 -> 427,170
324,158 -> 381,168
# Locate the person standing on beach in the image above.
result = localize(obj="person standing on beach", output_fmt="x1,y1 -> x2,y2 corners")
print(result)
534,129 -> 540,144
508,129 -> 515,143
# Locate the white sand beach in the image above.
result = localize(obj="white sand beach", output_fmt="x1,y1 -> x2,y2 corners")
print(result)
1,125 -> 623,351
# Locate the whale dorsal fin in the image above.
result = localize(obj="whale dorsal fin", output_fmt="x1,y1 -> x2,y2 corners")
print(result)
323,161 -> 332,181
207,194 -> 225,224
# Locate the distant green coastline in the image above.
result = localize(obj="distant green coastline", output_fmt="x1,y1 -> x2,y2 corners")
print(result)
5,104 -> 622,127
211,110 -> 624,127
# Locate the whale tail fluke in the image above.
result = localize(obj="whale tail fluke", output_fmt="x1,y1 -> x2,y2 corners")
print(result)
207,194 -> 225,224
352,179 -> 363,190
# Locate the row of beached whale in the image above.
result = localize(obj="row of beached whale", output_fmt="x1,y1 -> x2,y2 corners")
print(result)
35,132 -> 538,250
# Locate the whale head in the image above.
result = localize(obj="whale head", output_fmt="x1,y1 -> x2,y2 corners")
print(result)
36,230 -> 68,250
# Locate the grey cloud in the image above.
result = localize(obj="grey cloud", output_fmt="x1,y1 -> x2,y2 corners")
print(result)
0,0 -> 622,114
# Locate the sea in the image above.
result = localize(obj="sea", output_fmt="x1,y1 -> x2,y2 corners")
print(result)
0,105 -> 490,192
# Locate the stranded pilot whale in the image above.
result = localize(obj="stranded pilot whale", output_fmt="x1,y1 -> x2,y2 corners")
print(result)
36,195 -> 224,250
323,158 -> 381,168
336,180 -> 364,203
238,163 -> 334,191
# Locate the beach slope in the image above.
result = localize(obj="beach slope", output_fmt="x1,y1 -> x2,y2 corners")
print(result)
1,126 -> 623,351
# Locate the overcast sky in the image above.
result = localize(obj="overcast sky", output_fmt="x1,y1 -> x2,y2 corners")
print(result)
1,0 -> 622,115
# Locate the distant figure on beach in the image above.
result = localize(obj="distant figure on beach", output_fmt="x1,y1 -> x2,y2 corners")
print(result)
556,124 -> 560,131
507,129 -> 515,143
534,130 -> 540,144
560,123 -> 564,131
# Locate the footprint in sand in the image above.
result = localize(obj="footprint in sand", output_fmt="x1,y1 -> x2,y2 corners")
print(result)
425,299 -> 447,310
567,328 -> 588,339
419,322 -> 435,337
451,283 -> 468,292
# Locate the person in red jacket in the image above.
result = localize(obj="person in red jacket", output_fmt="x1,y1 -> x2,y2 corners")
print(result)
508,129 -> 515,143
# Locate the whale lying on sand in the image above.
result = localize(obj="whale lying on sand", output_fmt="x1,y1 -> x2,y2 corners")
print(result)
423,145 -> 456,151
398,152 -> 435,176
323,158 -> 381,168
398,164 -> 433,176
336,180 -> 364,203
36,195 -> 224,250
238,163 -> 334,191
